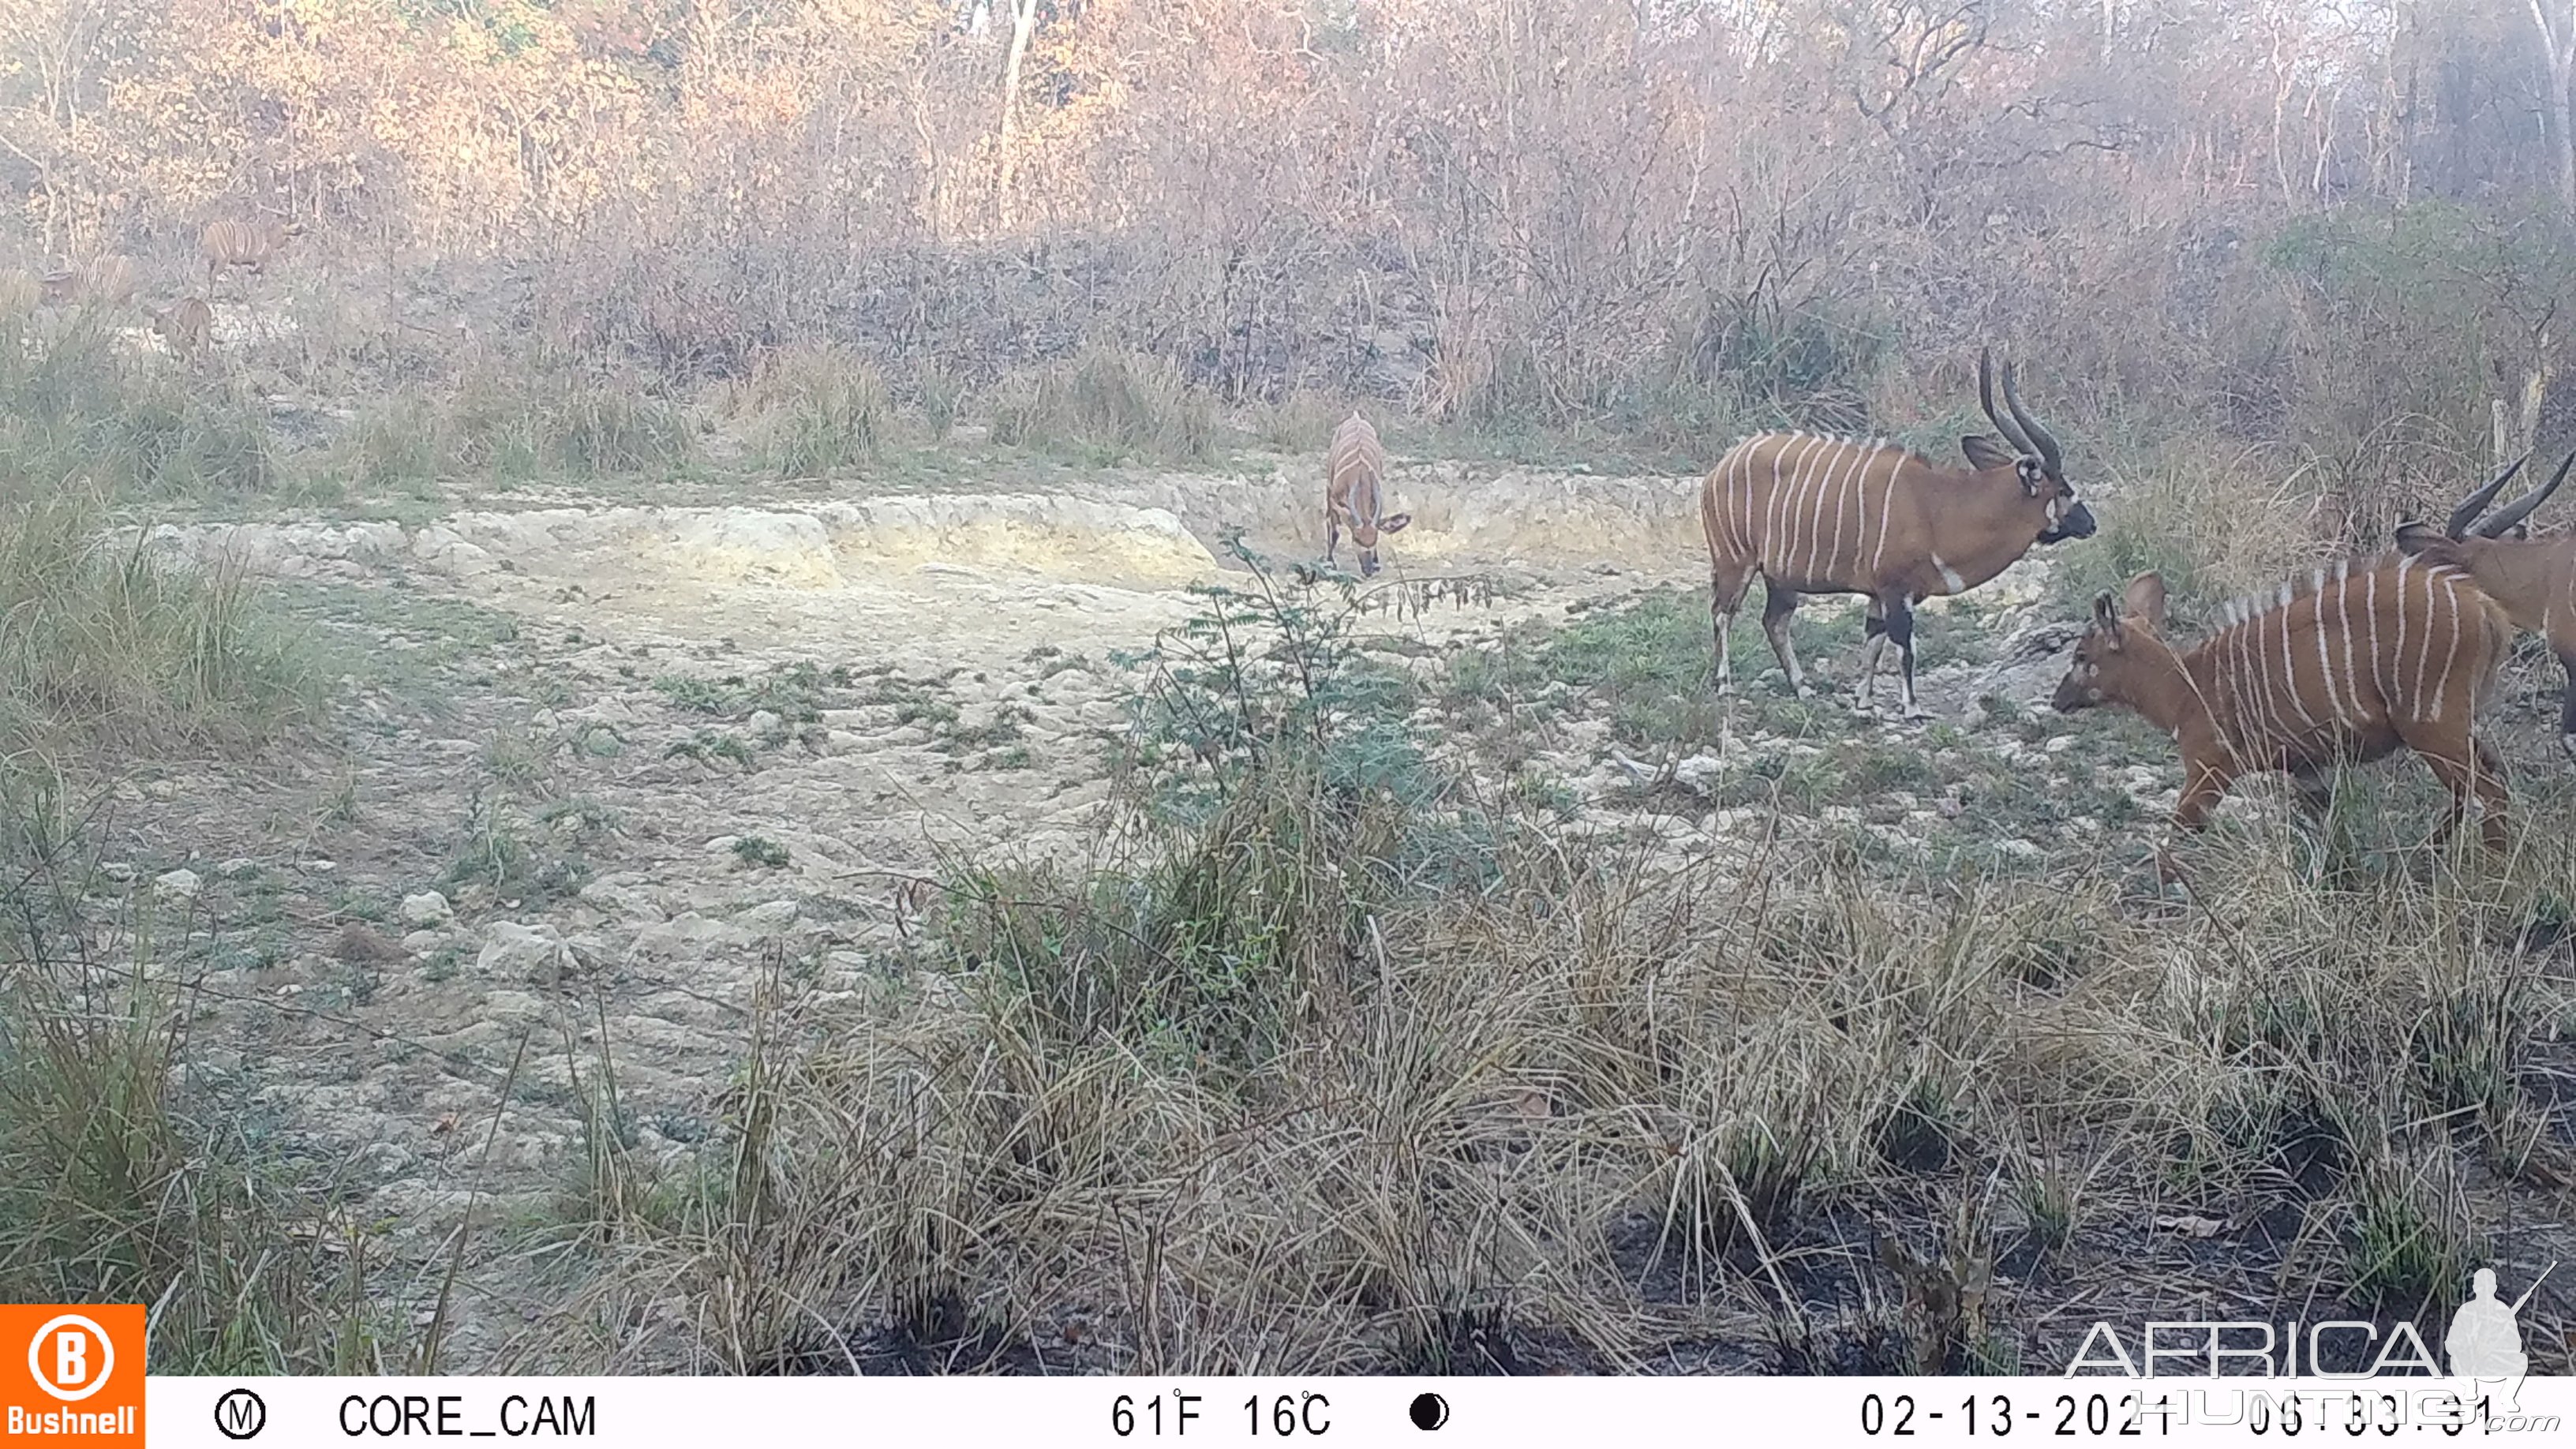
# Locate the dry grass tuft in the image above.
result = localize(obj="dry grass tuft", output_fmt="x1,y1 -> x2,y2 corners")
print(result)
987,346 -> 1218,465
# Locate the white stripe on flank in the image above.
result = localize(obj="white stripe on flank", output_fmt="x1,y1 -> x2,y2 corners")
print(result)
1799,440 -> 1844,584
1825,441 -> 1863,586
2326,575 -> 2357,728
1738,442 -> 1761,555
2296,586 -> 2328,736
1774,437 -> 1808,581
2245,622 -> 2288,754
1870,457 -> 1896,581
2411,567 -> 2437,719
1764,437 -> 1792,580
1932,553 -> 1966,593
2215,627 -> 2249,748
2430,575 -> 2462,718
1792,436 -> 1835,582
1820,437 -> 1859,582
2391,556 -> 2413,720
2364,565 -> 2387,711
2277,593 -> 2318,736
1850,446 -> 1874,586
1769,436 -> 1816,581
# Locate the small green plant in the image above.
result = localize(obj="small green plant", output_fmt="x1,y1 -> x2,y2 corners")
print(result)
1874,1077 -> 1961,1174
2345,1158 -> 2472,1312
2017,1163 -> 2077,1253
665,731 -> 756,768
732,836 -> 790,869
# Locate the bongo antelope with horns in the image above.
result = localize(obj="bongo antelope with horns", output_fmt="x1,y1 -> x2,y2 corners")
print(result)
1700,349 -> 2097,718
2051,560 -> 2513,875
2394,451 -> 2576,760
1324,412 -> 1410,578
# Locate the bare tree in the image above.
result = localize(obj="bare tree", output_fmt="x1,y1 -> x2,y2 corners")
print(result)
2535,0 -> 2576,215
997,0 -> 1040,212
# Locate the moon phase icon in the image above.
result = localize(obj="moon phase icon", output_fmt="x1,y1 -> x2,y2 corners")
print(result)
1409,1391 -> 1450,1430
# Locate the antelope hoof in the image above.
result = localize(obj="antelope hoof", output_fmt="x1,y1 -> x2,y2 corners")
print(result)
2151,842 -> 2192,894
1792,682 -> 1816,702
1900,703 -> 1930,723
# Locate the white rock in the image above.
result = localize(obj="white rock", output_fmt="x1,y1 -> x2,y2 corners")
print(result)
215,857 -> 260,878
475,922 -> 573,985
401,890 -> 455,927
479,990 -> 547,1024
411,526 -> 498,577
402,930 -> 446,954
624,912 -> 754,961
1672,753 -> 1727,794
738,899 -> 799,933
152,869 -> 200,900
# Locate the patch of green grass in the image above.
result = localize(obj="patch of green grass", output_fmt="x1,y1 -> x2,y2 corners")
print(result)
654,661 -> 847,722
2345,1157 -> 2473,1312
0,486 -> 319,758
275,583 -> 519,715
665,731 -> 755,768
444,788 -> 591,905
731,835 -> 789,869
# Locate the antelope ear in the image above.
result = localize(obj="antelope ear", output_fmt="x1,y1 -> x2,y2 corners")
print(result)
1377,512 -> 1410,534
1961,433 -> 2017,470
2091,591 -> 2123,648
2393,521 -> 2439,555
2122,572 -> 2169,632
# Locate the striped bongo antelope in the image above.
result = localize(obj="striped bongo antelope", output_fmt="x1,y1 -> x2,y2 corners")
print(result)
1324,411 -> 1410,577
2394,451 -> 2576,760
1700,350 -> 2097,717
148,296 -> 215,360
2050,563 -> 2513,865
200,217 -> 296,288
39,253 -> 136,308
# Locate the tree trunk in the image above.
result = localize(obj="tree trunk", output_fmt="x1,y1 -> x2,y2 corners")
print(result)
997,0 -> 1040,222
2534,0 -> 2576,216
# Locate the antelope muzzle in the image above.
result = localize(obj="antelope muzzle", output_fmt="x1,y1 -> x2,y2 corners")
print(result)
2040,498 -> 2098,545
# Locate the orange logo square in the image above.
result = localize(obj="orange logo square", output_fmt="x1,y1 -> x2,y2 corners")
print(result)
0,1306 -> 144,1442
